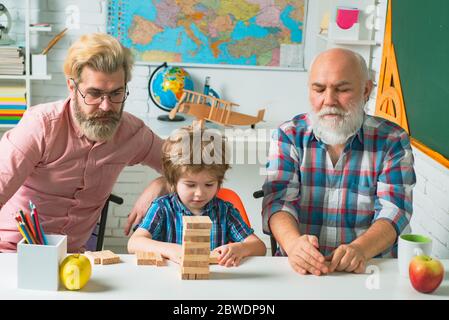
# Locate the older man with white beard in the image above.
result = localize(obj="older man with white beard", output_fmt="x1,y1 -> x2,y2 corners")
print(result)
262,48 -> 416,275
0,33 -> 166,252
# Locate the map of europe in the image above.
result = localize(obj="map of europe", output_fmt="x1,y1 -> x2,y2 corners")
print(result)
107,0 -> 306,69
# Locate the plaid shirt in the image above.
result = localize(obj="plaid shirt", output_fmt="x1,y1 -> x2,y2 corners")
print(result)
262,113 -> 416,258
139,193 -> 254,249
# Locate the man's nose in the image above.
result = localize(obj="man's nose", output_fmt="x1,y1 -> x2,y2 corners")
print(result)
98,95 -> 113,111
323,89 -> 337,106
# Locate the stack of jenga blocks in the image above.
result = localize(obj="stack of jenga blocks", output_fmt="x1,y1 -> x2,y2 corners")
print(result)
181,216 -> 212,280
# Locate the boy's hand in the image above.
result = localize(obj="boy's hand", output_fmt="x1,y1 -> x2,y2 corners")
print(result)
213,243 -> 246,267
165,245 -> 182,265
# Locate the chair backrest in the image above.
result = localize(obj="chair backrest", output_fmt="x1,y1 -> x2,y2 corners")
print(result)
216,188 -> 251,227
86,194 -> 124,252
253,189 -> 278,256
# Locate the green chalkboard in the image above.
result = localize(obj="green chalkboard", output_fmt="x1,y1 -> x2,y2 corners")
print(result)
392,0 -> 449,159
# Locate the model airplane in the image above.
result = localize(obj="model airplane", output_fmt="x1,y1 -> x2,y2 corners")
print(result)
169,90 -> 265,128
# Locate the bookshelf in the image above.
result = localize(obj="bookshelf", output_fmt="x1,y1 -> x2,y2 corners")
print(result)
315,0 -> 379,67
0,0 -> 52,128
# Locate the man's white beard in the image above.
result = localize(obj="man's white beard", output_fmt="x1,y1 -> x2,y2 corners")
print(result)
73,98 -> 123,142
310,100 -> 365,146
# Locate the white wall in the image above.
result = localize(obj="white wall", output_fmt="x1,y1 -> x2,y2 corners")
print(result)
1,0 -> 448,256
410,149 -> 449,258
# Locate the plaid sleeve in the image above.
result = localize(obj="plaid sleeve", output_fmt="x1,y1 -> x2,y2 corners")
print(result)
374,130 -> 416,235
227,205 -> 254,243
138,201 -> 165,239
261,127 -> 301,235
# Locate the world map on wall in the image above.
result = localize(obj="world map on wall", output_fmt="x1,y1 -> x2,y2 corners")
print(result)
107,0 -> 306,69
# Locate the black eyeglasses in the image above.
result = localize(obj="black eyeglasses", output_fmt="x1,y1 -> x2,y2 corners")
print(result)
71,78 -> 129,105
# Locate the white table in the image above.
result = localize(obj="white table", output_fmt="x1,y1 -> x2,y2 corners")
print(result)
1,254 -> 448,300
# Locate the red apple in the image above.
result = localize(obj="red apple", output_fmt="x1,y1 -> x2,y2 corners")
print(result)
409,255 -> 444,293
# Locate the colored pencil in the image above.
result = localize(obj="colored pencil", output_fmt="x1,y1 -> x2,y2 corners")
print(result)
19,222 -> 34,244
31,211 -> 44,244
17,224 -> 30,244
17,210 -> 34,243
29,201 -> 48,245
22,209 -> 38,242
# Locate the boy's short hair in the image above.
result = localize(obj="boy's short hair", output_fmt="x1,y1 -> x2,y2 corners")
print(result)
162,125 -> 230,190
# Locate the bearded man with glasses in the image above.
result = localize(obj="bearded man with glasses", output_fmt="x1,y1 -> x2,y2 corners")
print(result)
0,33 -> 167,253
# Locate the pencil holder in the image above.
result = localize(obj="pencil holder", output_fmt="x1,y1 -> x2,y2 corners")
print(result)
31,54 -> 47,76
17,234 -> 67,291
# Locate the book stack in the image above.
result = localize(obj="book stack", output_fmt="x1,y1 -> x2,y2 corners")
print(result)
0,46 -> 25,75
0,85 -> 26,125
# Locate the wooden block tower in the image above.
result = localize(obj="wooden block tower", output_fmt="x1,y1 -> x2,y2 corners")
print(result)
181,216 -> 212,280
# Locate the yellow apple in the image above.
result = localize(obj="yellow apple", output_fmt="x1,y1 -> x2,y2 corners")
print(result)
59,254 -> 92,290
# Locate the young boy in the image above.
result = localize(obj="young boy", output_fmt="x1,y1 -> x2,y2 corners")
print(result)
128,125 -> 266,267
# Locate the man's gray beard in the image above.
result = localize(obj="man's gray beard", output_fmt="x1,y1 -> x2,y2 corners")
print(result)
73,98 -> 123,142
310,101 -> 365,146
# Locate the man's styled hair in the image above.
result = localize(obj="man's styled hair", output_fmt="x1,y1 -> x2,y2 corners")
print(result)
63,33 -> 134,82
162,125 -> 231,191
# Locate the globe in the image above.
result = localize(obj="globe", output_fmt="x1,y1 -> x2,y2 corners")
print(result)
148,62 -> 194,121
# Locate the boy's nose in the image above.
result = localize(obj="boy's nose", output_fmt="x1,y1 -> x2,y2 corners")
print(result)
194,188 -> 204,196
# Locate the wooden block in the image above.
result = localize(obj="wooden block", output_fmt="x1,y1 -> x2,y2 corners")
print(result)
183,235 -> 210,242
156,258 -> 166,266
84,251 -> 101,264
182,260 -> 209,268
181,254 -> 210,262
136,251 -> 165,266
180,273 -> 210,280
195,274 -> 209,280
85,250 -> 120,265
209,251 -> 220,264
183,216 -> 212,229
182,242 -> 210,249
99,250 -> 121,265
182,267 -> 209,274
183,247 -> 210,255
184,229 -> 211,236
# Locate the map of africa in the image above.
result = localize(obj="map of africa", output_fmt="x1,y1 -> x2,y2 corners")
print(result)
107,0 -> 306,69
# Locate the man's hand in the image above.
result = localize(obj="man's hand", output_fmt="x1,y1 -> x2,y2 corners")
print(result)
286,235 -> 329,276
326,244 -> 367,274
124,176 -> 168,235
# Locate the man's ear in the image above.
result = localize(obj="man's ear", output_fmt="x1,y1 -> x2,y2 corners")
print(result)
67,78 -> 75,94
364,80 -> 374,101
